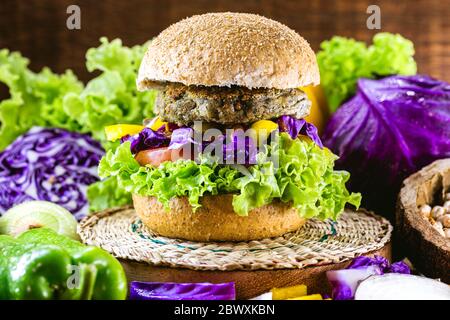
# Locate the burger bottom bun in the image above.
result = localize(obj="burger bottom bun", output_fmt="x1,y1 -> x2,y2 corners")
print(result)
132,194 -> 306,242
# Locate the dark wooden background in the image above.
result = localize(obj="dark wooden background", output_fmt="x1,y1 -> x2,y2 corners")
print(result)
0,0 -> 449,83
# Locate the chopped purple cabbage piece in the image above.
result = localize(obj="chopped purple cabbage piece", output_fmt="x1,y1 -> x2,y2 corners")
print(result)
129,281 -> 236,300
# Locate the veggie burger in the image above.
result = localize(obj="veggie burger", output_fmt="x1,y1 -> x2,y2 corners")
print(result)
100,12 -> 361,241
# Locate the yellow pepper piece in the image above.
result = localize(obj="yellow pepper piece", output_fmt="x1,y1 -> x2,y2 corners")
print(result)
288,294 -> 323,300
271,284 -> 307,300
104,124 -> 145,142
250,120 -> 278,144
148,116 -> 168,131
302,85 -> 330,135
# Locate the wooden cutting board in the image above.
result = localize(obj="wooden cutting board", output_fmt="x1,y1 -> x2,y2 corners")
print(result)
120,243 -> 391,299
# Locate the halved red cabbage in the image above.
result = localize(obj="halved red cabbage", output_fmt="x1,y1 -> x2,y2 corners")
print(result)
0,127 -> 104,220
322,75 -> 450,216
129,281 -> 236,300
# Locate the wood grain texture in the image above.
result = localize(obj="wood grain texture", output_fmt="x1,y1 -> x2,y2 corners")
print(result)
120,243 -> 391,299
1,0 -> 449,82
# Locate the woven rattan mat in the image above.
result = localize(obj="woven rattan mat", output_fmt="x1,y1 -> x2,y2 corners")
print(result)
78,206 -> 392,271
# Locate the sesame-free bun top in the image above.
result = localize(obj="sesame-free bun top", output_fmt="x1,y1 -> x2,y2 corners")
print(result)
137,12 -> 319,90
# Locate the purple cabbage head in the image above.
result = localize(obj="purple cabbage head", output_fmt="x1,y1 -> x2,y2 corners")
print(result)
322,75 -> 450,217
0,127 -> 104,219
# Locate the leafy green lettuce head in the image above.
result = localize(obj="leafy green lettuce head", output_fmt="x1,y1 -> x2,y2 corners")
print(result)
317,32 -> 417,112
98,133 -> 361,219
0,38 -> 157,151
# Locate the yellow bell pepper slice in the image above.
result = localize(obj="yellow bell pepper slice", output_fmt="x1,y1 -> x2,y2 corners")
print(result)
105,124 -> 144,142
288,294 -> 323,300
250,120 -> 278,144
148,116 -> 168,131
271,284 -> 307,300
302,85 -> 329,135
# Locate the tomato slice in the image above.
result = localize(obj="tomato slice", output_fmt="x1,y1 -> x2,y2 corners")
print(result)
135,147 -> 190,167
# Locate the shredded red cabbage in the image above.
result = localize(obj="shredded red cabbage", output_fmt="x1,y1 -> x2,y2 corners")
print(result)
0,127 -> 104,219
168,127 -> 198,150
124,116 -> 322,166
277,115 -> 323,147
121,127 -> 169,154
348,255 -> 411,274
223,131 -> 257,165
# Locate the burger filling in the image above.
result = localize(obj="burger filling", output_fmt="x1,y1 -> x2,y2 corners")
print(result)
155,83 -> 311,125
99,87 -> 361,218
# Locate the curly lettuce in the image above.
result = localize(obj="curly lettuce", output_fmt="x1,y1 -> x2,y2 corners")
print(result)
87,176 -> 132,212
0,38 -> 157,151
317,32 -> 417,112
98,133 -> 361,218
0,49 -> 83,150
63,37 -> 158,148
0,38 -> 158,212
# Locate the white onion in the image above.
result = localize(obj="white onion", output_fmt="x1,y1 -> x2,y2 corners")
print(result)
355,274 -> 450,300
0,200 -> 79,240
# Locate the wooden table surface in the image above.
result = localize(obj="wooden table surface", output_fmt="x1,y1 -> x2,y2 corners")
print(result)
1,0 -> 449,83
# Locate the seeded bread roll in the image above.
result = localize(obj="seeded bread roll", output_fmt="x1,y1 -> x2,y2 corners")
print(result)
133,194 -> 306,242
137,12 -> 319,90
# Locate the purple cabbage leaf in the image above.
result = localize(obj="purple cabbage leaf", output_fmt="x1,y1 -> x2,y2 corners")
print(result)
322,75 -> 450,216
129,281 -> 236,300
278,115 -> 323,147
121,127 -> 169,154
327,255 -> 412,300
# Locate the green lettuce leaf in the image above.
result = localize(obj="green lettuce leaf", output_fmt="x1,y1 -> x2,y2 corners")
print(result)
0,38 -> 157,151
63,37 -> 158,147
87,176 -> 132,212
317,32 -> 417,112
99,133 -> 361,218
0,49 -> 83,150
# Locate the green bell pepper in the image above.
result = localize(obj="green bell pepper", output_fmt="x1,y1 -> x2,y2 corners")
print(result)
0,228 -> 127,300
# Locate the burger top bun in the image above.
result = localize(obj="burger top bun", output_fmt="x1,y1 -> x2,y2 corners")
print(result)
137,12 -> 320,90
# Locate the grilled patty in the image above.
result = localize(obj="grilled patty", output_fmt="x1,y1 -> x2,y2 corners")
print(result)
154,83 -> 311,125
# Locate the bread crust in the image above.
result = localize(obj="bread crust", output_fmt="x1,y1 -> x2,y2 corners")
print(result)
133,194 -> 306,242
137,12 -> 319,90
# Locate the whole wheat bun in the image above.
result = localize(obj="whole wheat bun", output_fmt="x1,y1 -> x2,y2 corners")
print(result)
137,12 -> 319,90
133,194 -> 306,242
